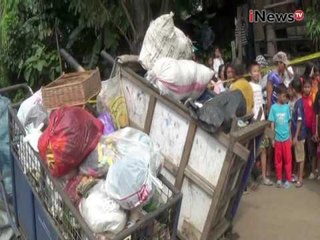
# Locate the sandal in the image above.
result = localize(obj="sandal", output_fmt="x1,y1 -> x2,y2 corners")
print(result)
263,178 -> 273,186
296,181 -> 303,188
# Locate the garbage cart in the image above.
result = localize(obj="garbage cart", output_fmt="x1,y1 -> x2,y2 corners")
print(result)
8,90 -> 182,240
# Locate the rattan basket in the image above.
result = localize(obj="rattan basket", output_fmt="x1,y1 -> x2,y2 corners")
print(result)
42,68 -> 101,109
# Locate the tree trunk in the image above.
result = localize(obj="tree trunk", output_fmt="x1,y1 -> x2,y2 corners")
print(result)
129,0 -> 153,54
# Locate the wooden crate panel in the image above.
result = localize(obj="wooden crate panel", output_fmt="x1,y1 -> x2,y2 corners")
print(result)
122,78 -> 150,129
161,168 -> 175,186
188,128 -> 227,186
149,101 -> 189,167
178,178 -> 211,240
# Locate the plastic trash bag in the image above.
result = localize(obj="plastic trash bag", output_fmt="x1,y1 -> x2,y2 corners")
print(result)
23,123 -> 44,152
105,127 -> 164,177
24,104 -> 48,129
79,136 -> 115,178
96,74 -> 129,129
17,90 -> 42,126
64,175 -> 98,206
98,112 -> 116,135
38,107 -> 103,177
79,181 -> 127,234
104,127 -> 164,209
0,95 -> 12,194
105,156 -> 155,210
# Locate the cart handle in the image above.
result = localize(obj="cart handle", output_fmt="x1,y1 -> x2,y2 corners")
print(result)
0,83 -> 33,96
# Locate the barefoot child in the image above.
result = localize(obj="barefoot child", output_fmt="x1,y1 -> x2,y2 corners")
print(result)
268,84 -> 292,188
290,78 -> 307,187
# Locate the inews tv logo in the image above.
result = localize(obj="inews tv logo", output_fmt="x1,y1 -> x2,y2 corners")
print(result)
249,9 -> 304,23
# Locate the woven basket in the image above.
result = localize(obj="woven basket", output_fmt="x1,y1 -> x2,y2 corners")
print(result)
42,68 -> 101,109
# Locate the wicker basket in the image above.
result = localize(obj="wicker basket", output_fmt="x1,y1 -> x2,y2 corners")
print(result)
42,68 -> 101,109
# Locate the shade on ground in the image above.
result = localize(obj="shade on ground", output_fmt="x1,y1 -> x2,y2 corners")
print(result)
233,180 -> 320,240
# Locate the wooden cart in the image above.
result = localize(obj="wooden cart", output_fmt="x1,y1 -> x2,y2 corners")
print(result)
62,50 -> 268,240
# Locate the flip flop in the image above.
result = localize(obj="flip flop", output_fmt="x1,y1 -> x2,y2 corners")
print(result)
296,181 -> 303,188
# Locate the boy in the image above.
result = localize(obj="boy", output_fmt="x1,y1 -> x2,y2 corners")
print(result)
290,78 -> 306,187
268,84 -> 292,188
249,61 -> 272,186
302,79 -> 317,179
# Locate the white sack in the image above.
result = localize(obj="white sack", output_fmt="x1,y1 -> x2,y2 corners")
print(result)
146,57 -> 214,100
139,12 -> 193,70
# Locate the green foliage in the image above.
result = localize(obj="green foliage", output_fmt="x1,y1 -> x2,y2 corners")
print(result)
0,0 -> 60,89
306,2 -> 320,51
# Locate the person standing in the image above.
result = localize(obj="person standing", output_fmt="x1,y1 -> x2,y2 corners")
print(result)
266,52 -> 294,115
290,78 -> 307,187
302,79 -> 317,179
212,46 -> 224,79
268,84 -> 292,188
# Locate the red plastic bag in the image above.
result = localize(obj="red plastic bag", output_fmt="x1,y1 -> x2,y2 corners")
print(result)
38,107 -> 103,177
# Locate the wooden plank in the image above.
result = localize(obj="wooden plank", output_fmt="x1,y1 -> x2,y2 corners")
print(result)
231,121 -> 269,143
215,133 -> 249,161
175,123 -> 197,189
210,218 -> 231,240
201,137 -> 236,240
163,157 -> 178,177
144,95 -> 156,133
179,220 -> 202,240
185,166 -> 215,197
220,186 -> 239,208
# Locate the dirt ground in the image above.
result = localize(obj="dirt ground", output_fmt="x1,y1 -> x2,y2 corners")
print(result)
233,180 -> 320,240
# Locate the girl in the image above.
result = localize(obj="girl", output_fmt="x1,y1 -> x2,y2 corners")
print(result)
212,47 -> 224,79
212,64 -> 226,94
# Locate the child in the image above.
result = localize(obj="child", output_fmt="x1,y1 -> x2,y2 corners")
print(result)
212,64 -> 226,94
249,61 -> 264,120
212,47 -> 224,79
268,84 -> 292,188
290,78 -> 307,187
225,63 -> 236,80
302,79 -> 317,179
230,64 -> 254,114
249,61 -> 272,186
312,71 -> 320,179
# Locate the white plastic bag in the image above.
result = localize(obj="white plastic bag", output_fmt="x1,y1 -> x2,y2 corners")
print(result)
79,181 -> 127,234
96,74 -> 129,129
139,12 -> 193,70
146,57 -> 214,100
17,90 -> 42,125
105,155 -> 154,210
104,127 -> 163,209
105,127 -> 163,177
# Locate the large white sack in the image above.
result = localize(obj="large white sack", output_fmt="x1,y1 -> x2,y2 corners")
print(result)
139,12 -> 193,70
146,58 -> 214,100
79,181 -> 127,234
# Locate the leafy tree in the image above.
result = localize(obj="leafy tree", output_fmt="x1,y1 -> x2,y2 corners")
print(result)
306,0 -> 320,51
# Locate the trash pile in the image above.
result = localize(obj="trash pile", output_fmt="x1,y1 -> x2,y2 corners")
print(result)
16,69 -> 164,237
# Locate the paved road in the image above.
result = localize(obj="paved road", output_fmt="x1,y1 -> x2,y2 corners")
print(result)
233,180 -> 320,240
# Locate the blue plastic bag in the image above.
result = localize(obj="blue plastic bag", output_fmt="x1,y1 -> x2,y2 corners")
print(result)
0,95 -> 12,194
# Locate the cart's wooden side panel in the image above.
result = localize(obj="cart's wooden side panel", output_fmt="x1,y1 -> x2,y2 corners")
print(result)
121,68 -> 229,238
